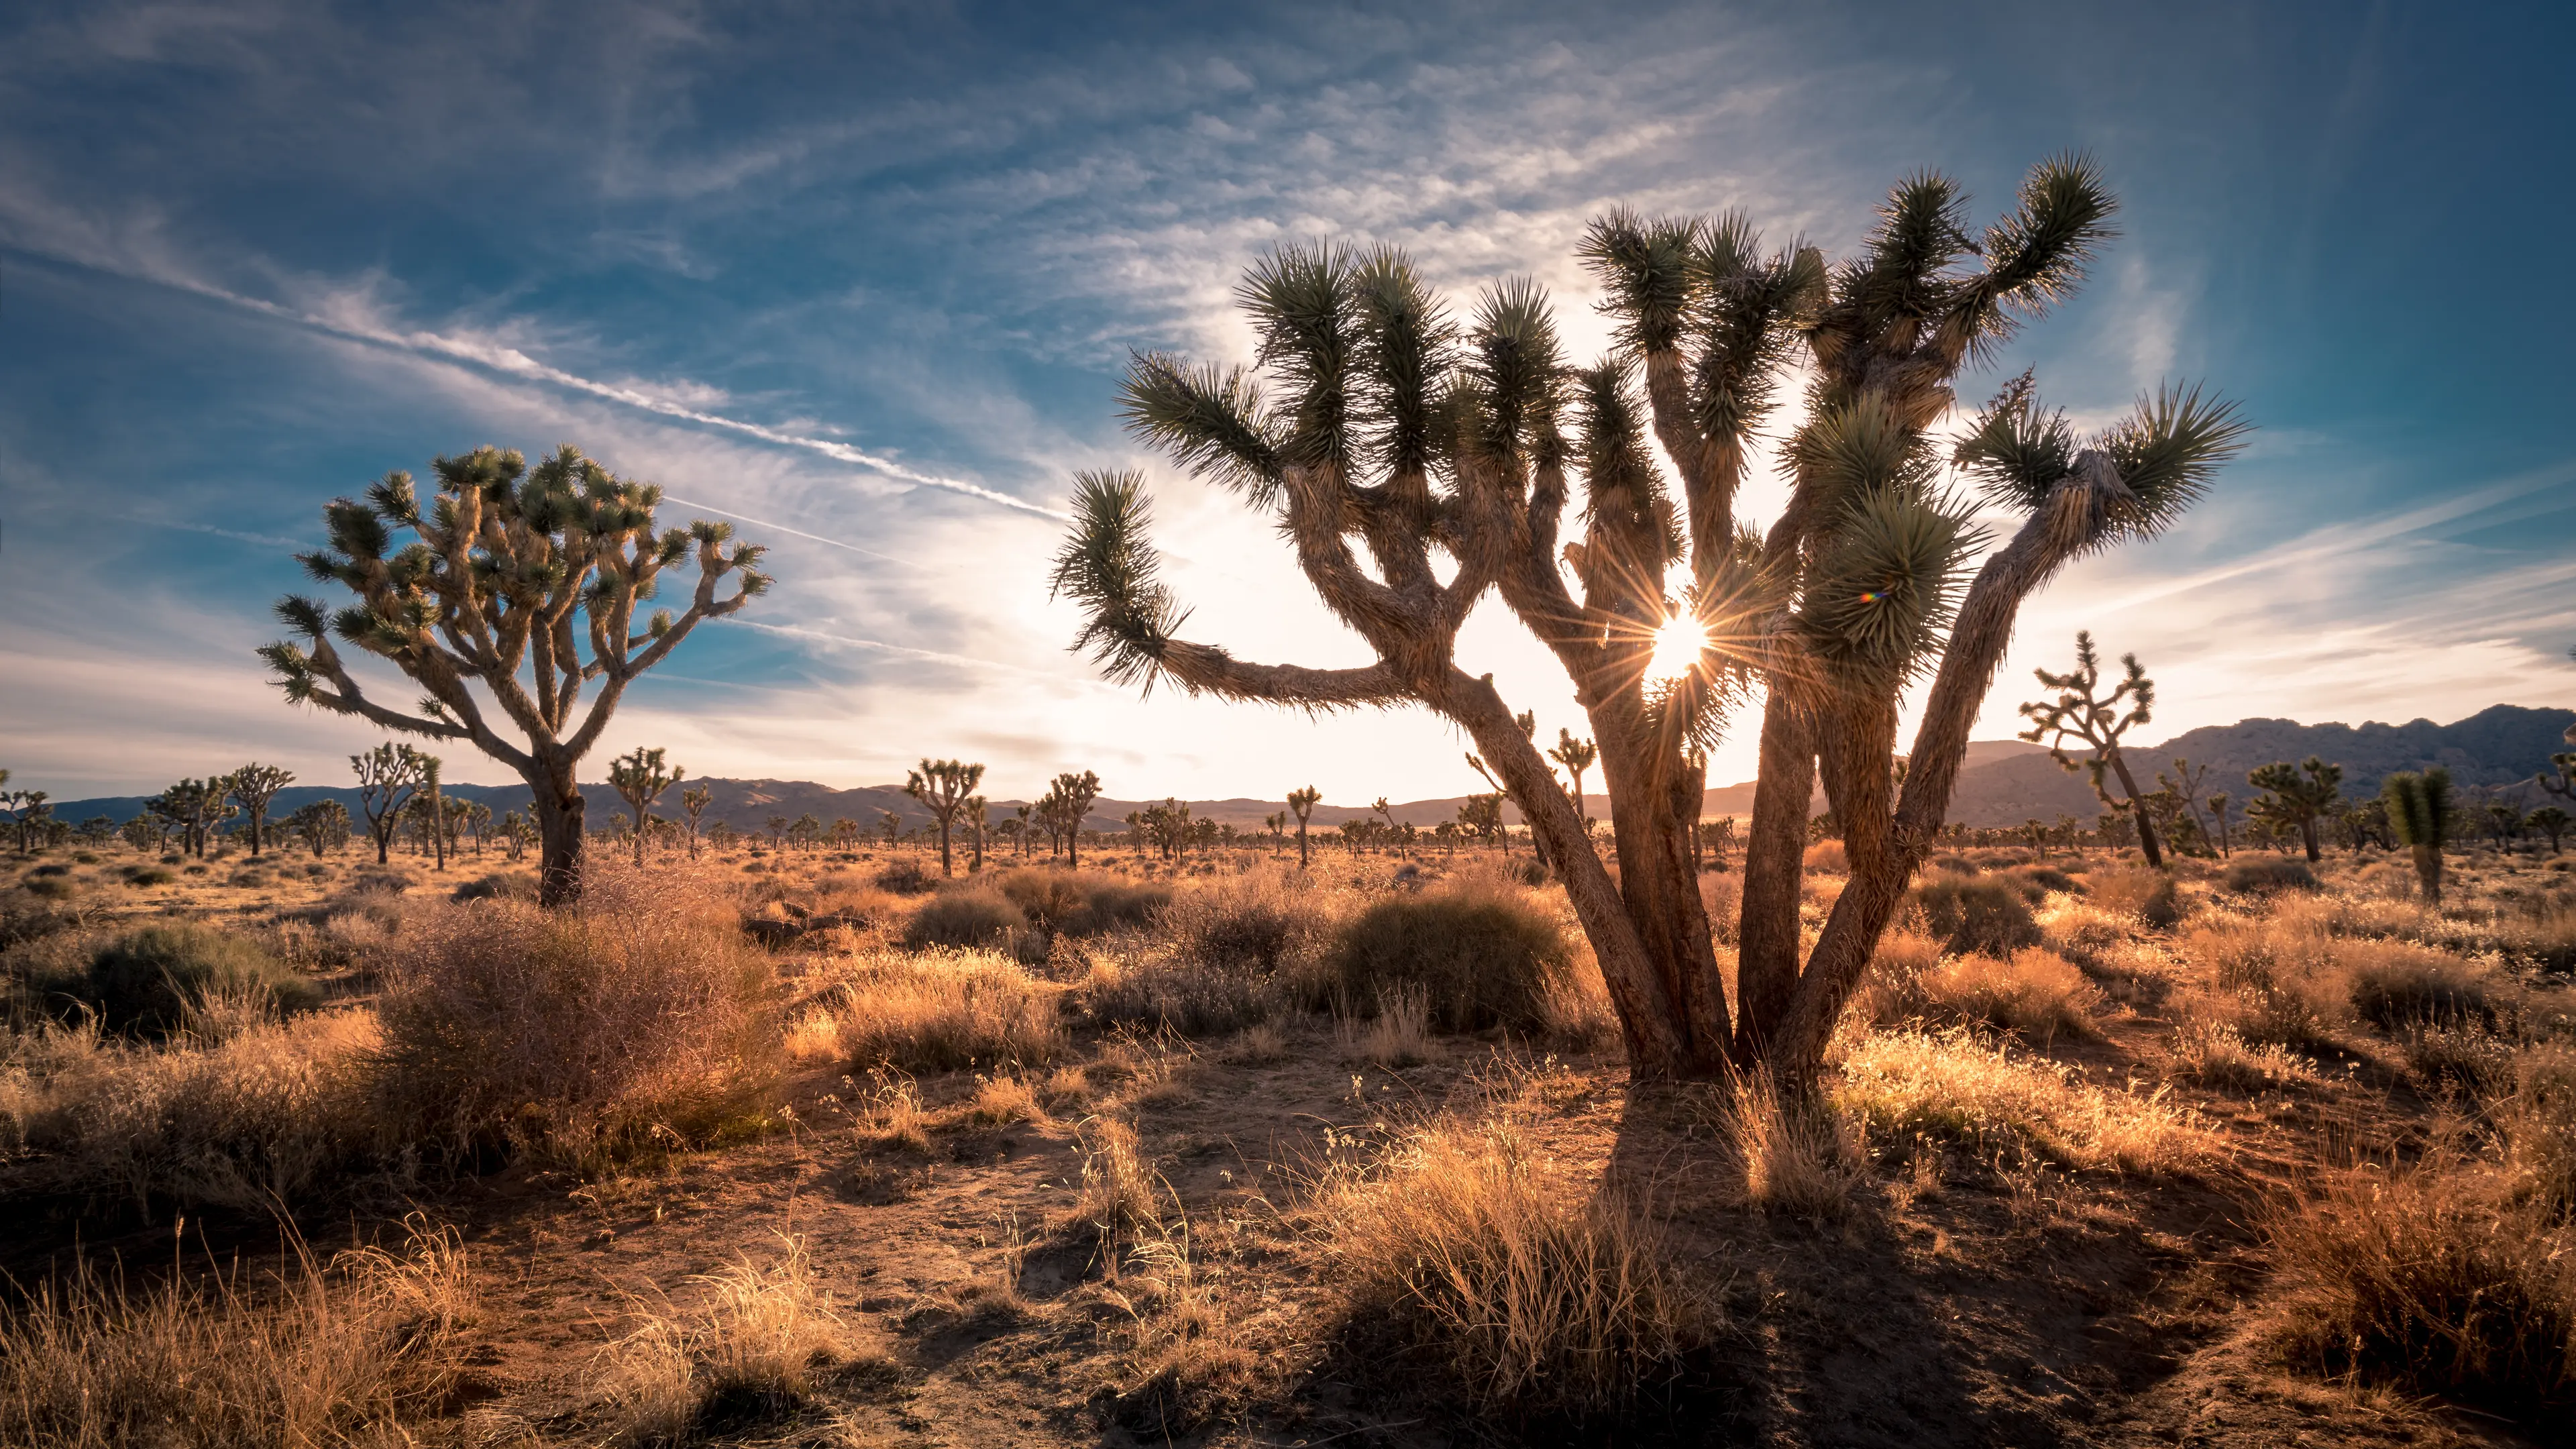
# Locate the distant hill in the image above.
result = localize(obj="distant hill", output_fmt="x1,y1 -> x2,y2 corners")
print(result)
44,704 -> 2573,838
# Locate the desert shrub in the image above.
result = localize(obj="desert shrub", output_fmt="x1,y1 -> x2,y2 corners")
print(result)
1157,869 -> 1332,971
2224,857 -> 2321,896
806,947 -> 1063,1072
1329,877 -> 1571,1032
1909,876 -> 2041,957
0,1221 -> 476,1448
123,868 -> 176,888
83,925 -> 321,1036
995,869 -> 1171,938
1802,841 -> 1847,874
2495,904 -> 2576,973
2349,957 -> 2498,1032
2085,867 -> 2184,928
1699,872 -> 1741,945
449,870 -> 537,903
2263,1163 -> 2573,1419
873,857 -> 937,895
1925,853 -> 1980,875
1847,930 -> 1943,1028
1909,948 -> 2100,1042
1313,1111 -> 1717,1422
1835,1030 -> 2208,1173
2007,864 -> 2082,898
1078,953 -> 1271,1038
2035,897 -> 2129,966
2401,1026 -> 2519,1097
3,1011 -> 383,1208
19,877 -> 77,900
373,870 -> 782,1165
901,888 -> 1024,951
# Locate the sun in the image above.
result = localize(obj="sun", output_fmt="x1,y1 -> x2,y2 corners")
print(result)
1645,614 -> 1706,685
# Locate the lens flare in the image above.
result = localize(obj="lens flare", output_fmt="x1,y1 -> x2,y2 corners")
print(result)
1646,614 -> 1706,685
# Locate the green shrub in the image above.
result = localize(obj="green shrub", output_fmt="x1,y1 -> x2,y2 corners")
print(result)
874,857 -> 938,895
123,868 -> 176,888
902,889 -> 1024,950
449,871 -> 537,904
1910,877 -> 2042,957
1329,877 -> 1570,1032
2224,857 -> 2320,895
20,877 -> 77,900
1159,871 -> 1328,971
85,925 -> 322,1034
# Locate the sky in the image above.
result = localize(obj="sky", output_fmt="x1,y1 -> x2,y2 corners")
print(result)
3,0 -> 2572,804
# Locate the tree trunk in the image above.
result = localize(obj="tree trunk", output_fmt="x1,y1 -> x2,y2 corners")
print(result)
1735,688 -> 1815,1057
937,820 -> 955,876
531,767 -> 587,906
2298,816 -> 2321,863
2412,842 -> 2443,904
1297,823 -> 1308,868
2103,750 -> 2162,869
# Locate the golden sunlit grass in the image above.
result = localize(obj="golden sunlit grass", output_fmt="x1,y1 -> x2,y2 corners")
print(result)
1835,1029 -> 2211,1174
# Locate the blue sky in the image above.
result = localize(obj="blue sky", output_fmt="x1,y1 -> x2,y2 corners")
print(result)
3,0 -> 2571,802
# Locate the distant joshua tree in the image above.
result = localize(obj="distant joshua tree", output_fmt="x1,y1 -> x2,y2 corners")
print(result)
151,777 -> 234,859
2206,792 -> 2233,858
1548,729 -> 1600,833
2528,804 -> 2570,855
288,798 -> 352,857
2020,632 -> 2164,869
1038,770 -> 1103,869
1265,810 -> 1289,857
767,815 -> 791,851
965,796 -> 988,871
608,747 -> 684,867
1286,786 -> 1322,869
2245,757 -> 2342,863
2541,746 -> 2576,804
682,785 -> 714,859
1014,803 -> 1034,859
878,810 -> 902,851
260,444 -> 771,904
905,759 -> 986,877
4,786 -> 54,856
220,764 -> 294,857
2382,767 -> 2454,904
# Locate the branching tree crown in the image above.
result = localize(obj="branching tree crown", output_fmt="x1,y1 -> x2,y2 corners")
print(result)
2020,631 -> 2165,868
608,747 -> 684,867
260,444 -> 769,904
2246,756 -> 2342,864
1051,158 -> 2248,1082
905,759 -> 986,877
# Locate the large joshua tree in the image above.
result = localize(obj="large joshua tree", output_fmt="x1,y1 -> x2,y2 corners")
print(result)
260,445 -> 770,904
1053,158 -> 2247,1083
2383,767 -> 2453,904
2247,756 -> 2343,863
2020,632 -> 2164,869
905,758 -> 985,877
221,764 -> 294,857
1038,769 -> 1102,868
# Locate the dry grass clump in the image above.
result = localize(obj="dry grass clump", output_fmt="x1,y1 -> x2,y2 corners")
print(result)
1073,1115 -> 1163,1242
2223,856 -> 2322,896
899,886 -> 1023,951
1337,983 -> 1434,1067
0,1219 -> 475,1447
374,867 -> 782,1166
1075,949 -> 1272,1038
1310,1110 -> 1718,1423
1802,840 -> 1848,874
1835,1030 -> 2210,1173
2347,950 -> 2500,1032
806,947 -> 1065,1072
3,1009 -> 383,1208
78,923 -> 323,1036
2498,1043 -> 2576,1222
1102,1228 -> 1263,1439
1910,875 -> 2042,956
1851,935 -> 2098,1042
1328,873 -> 1572,1032
2036,895 -> 2131,965
2169,1015 -> 2320,1091
2086,867 -> 2186,929
995,868 -> 1172,938
1717,1069 -> 1864,1220
1155,865 -> 1338,971
2262,1159 -> 2573,1420
602,1235 -> 858,1446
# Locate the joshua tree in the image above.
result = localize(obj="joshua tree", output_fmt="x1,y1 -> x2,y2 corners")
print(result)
1052,160 -> 2246,1083
217,764 -> 295,857
260,444 -> 771,904
419,755 -> 451,870
150,778 -> 234,859
1038,769 -> 1103,868
791,814 -> 822,851
5,789 -> 53,856
966,796 -> 988,871
2159,757 -> 2213,853
349,744 -> 426,865
2528,804 -> 2570,855
2383,767 -> 2453,904
608,747 -> 684,867
1265,810 -> 1289,857
2540,749 -> 2576,802
877,811 -> 902,851
2247,757 -> 2342,863
1371,796 -> 1399,850
904,758 -> 985,877
2206,792 -> 2233,858
2482,797 -> 2526,853
682,784 -> 713,858
2020,633 -> 2164,869
1458,793 -> 1505,850
1548,729 -> 1601,834
288,799 -> 352,857
1286,785 -> 1322,868
767,815 -> 790,850
1014,803 -> 1034,858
